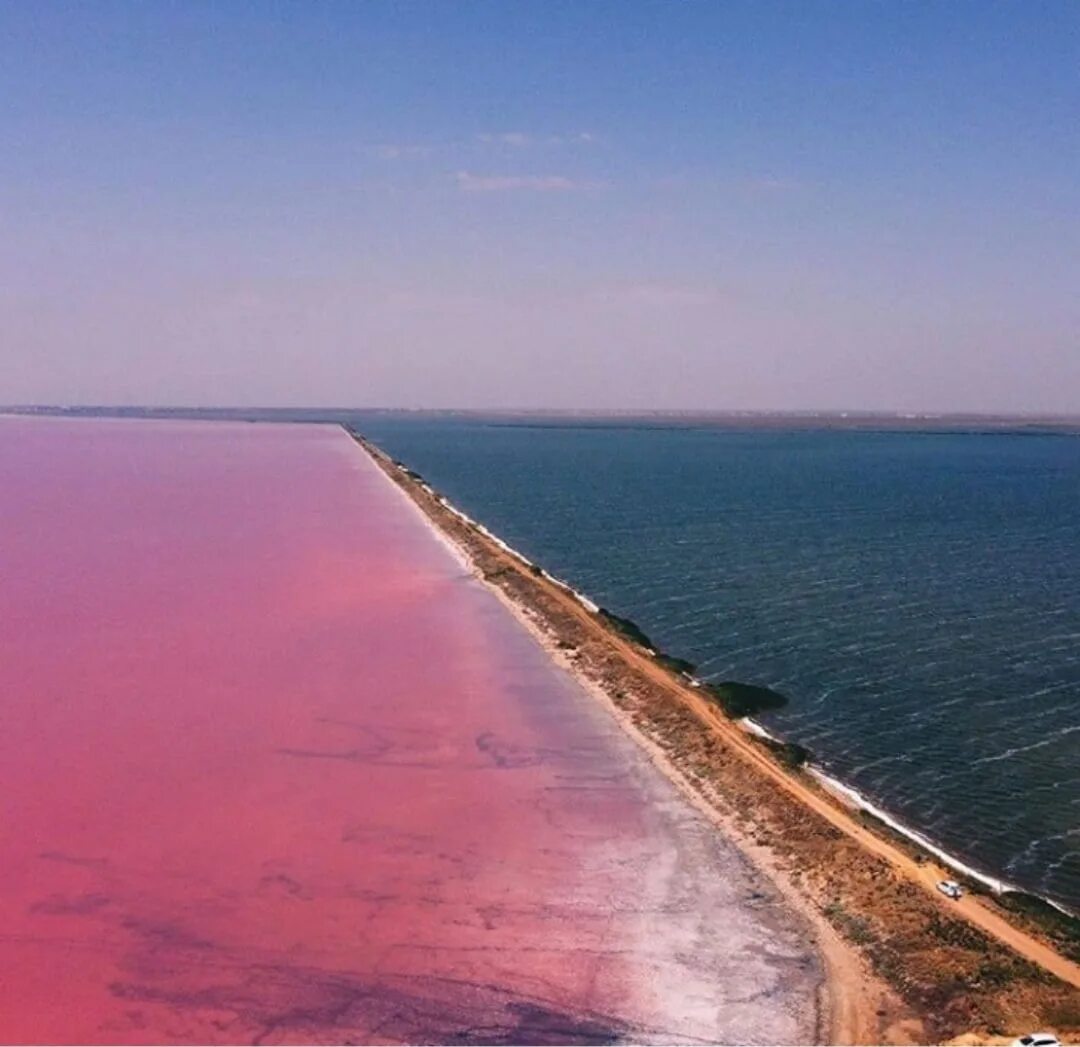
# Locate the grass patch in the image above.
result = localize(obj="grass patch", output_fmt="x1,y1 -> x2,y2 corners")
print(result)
824,899 -> 876,945
1045,994 -> 1080,1029
974,958 -> 1028,990
996,891 -> 1080,963
925,911 -> 995,952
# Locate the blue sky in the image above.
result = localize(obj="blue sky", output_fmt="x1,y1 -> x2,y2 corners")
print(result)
1,1 -> 1077,411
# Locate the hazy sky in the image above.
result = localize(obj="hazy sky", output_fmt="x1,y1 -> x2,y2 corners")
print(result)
2,1 -> 1078,412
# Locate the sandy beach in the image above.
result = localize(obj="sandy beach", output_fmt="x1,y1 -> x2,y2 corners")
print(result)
0,416 -> 823,1044
356,432 -> 1080,1045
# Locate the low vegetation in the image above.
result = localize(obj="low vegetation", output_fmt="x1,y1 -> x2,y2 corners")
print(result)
756,735 -> 812,769
701,680 -> 789,718
394,459 -> 425,482
996,892 -> 1080,964
857,810 -> 931,865
654,652 -> 697,676
597,606 -> 656,650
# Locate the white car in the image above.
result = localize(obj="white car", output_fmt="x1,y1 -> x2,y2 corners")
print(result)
936,880 -> 963,900
1011,1034 -> 1060,1047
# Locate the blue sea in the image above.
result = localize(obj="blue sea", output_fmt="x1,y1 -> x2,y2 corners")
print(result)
356,415 -> 1080,913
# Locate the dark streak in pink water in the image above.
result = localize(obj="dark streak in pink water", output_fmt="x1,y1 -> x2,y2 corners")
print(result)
0,418 -> 820,1045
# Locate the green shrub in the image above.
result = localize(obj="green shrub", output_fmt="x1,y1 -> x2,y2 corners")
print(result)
702,681 -> 789,718
996,891 -> 1080,963
598,608 -> 656,650
655,653 -> 697,676
759,736 -> 812,769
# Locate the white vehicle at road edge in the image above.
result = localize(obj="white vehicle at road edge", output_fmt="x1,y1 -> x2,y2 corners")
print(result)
1010,1033 -> 1060,1047
936,879 -> 963,900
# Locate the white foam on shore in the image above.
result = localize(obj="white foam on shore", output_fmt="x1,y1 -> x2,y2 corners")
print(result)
739,717 -> 1078,917
808,766 -> 1022,893
741,717 -> 1078,916
808,770 -> 1079,917
741,716 -> 784,744
551,579 -> 601,613
739,705 -> 1066,908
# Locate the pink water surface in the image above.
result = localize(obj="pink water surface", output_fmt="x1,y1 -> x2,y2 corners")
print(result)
0,417 -> 819,1045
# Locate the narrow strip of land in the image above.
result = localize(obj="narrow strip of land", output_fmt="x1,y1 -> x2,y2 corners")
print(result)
615,630 -> 1080,990
527,591 -> 1077,988
359,434 -> 1080,1044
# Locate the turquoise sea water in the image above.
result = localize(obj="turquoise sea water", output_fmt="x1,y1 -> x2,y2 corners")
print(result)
357,417 -> 1080,913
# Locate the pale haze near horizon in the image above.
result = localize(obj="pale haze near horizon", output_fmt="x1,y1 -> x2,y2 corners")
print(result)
1,1 -> 1077,414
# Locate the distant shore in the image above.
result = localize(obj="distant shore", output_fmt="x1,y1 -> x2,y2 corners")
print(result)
354,430 -> 1080,1046
5,402 -> 1080,437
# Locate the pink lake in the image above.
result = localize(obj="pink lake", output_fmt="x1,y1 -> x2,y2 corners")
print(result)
0,417 -> 820,1045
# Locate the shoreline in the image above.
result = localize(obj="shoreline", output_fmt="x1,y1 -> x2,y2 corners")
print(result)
367,437 -> 881,1043
353,430 -> 1080,1045
402,443 -> 1071,920
374,439 -> 835,1042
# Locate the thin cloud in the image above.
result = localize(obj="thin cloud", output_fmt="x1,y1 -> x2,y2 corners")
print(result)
474,131 -> 597,148
370,144 -> 432,160
476,131 -> 533,147
748,176 -> 803,192
370,133 -> 599,160
455,171 -> 599,193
